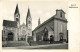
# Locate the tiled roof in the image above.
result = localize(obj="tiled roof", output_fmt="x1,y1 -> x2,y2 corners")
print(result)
3,20 -> 17,28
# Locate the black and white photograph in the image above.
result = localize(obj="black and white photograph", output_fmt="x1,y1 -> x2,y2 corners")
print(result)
0,0 -> 80,51
2,1 -> 68,49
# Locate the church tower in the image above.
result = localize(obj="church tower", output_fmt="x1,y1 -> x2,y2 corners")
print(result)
14,4 -> 20,28
14,4 -> 20,39
26,8 -> 32,36
38,17 -> 40,26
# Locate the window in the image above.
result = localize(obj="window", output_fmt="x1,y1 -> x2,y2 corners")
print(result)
4,31 -> 5,34
44,27 -> 48,32
61,24 -> 62,32
60,12 -> 62,17
16,18 -> 18,21
29,21 -> 31,24
18,38 -> 19,41
22,30 -> 26,35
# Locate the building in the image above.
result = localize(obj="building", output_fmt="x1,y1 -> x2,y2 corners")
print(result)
33,9 -> 68,42
2,4 -> 32,42
2,20 -> 17,41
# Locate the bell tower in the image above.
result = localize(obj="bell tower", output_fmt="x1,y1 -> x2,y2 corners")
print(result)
26,8 -> 32,36
14,4 -> 20,28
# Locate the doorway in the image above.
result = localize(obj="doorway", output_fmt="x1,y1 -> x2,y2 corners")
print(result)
7,32 -> 14,41
59,33 -> 63,42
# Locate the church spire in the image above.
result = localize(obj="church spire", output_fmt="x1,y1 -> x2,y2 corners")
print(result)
26,7 -> 32,36
27,8 -> 31,17
14,4 -> 20,28
26,7 -> 32,27
14,4 -> 20,15
38,17 -> 40,25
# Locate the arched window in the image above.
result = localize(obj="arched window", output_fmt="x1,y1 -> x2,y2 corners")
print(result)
43,27 -> 48,41
29,21 -> 31,24
16,18 -> 19,21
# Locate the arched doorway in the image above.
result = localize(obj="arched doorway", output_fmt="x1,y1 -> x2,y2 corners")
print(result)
50,35 -> 54,43
43,27 -> 48,41
7,32 -> 14,41
59,33 -> 63,42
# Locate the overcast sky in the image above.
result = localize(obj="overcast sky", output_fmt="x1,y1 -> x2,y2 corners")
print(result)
0,1 -> 68,30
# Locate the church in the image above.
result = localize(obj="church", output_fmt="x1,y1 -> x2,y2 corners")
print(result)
33,9 -> 68,42
2,4 -> 68,46
2,4 -> 32,41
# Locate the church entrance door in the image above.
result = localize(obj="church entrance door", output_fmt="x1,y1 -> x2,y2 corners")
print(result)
59,33 -> 63,42
43,27 -> 48,41
7,32 -> 14,41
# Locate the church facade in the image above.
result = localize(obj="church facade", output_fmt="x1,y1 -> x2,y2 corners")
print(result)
33,9 -> 68,42
2,4 -> 32,41
2,4 -> 68,44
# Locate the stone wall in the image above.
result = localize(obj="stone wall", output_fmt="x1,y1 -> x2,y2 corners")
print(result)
54,19 -> 67,41
2,26 -> 17,41
54,10 -> 67,41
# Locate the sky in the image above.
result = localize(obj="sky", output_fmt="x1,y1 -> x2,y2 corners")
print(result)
0,1 -> 68,30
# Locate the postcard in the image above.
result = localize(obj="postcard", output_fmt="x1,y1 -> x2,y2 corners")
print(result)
0,0 -> 80,52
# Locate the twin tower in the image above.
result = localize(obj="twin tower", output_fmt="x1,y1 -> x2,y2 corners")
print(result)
14,4 -> 32,39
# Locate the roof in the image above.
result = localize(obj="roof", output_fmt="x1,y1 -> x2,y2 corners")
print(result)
35,26 -> 54,35
27,8 -> 31,17
56,9 -> 65,14
46,26 -> 54,31
14,4 -> 20,15
3,20 -> 17,28
33,16 -> 54,32
33,15 -> 55,32
33,10 -> 67,31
